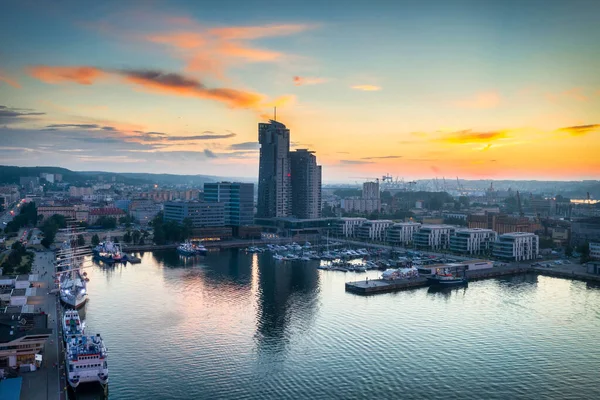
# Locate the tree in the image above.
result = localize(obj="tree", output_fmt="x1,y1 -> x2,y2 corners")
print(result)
132,230 -> 141,244
565,245 -> 573,257
41,237 -> 52,248
123,231 -> 132,244
182,218 -> 193,240
138,237 -> 145,246
95,216 -> 117,229
578,242 -> 590,263
539,237 -> 554,249
77,234 -> 85,247
114,237 -> 119,244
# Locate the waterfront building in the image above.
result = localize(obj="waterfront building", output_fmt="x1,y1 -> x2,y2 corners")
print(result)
386,222 -> 422,245
164,201 -> 225,227
450,228 -> 497,255
0,312 -> 51,368
89,207 -> 126,224
590,242 -> 600,260
204,182 -> 254,226
290,150 -> 322,219
334,217 -> 367,237
257,120 -> 291,218
493,232 -> 539,261
413,224 -> 456,250
254,217 -> 336,238
356,220 -> 393,241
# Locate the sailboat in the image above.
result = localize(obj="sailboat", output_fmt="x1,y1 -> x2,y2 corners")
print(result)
56,227 -> 90,309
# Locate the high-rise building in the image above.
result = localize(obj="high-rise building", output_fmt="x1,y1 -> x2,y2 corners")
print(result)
204,182 -> 254,226
257,120 -> 291,218
362,181 -> 380,200
290,149 -> 322,219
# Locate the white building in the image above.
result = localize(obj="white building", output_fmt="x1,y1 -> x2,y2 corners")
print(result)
493,232 -> 539,261
335,217 -> 367,237
386,222 -> 421,245
413,224 -> 456,250
450,228 -> 497,255
340,198 -> 381,214
356,220 -> 393,241
589,242 -> 600,260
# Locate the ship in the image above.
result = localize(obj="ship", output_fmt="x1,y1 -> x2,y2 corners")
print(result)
62,309 -> 84,342
65,334 -> 108,389
426,268 -> 468,286
177,241 -> 197,256
195,243 -> 208,256
56,234 -> 89,309
93,238 -> 124,264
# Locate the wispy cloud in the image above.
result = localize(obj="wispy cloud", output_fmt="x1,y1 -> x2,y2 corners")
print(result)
204,149 -> 217,158
0,70 -> 21,88
557,124 -> 599,136
28,66 -> 290,110
146,22 -> 314,79
0,105 -> 46,124
228,141 -> 260,150
453,91 -> 500,109
437,129 -> 509,144
340,159 -> 374,165
546,87 -> 588,103
351,84 -> 381,91
293,76 -> 326,86
361,155 -> 402,160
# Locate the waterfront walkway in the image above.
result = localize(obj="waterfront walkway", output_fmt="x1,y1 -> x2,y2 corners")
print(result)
20,251 -> 66,400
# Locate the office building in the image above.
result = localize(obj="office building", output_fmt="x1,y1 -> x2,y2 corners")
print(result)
413,224 -> 456,250
164,201 -> 225,227
204,182 -> 254,226
335,217 -> 367,237
450,228 -> 497,255
493,232 -> 539,261
257,120 -> 291,218
290,149 -> 322,219
386,222 -> 422,245
356,220 -> 393,241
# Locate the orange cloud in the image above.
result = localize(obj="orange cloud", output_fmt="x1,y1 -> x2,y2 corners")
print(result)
438,129 -> 509,144
145,22 -> 314,78
27,65 -> 288,110
293,76 -> 326,86
28,66 -> 106,85
208,24 -> 312,40
546,87 -> 588,102
0,70 -> 21,88
454,91 -> 500,109
351,84 -> 381,91
556,124 -> 599,136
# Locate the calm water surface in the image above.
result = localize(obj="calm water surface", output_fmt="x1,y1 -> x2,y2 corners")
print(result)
81,250 -> 600,399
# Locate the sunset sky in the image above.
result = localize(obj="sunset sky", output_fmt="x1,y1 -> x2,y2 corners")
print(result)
0,0 -> 599,182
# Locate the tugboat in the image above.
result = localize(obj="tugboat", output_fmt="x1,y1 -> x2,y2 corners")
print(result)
427,267 -> 468,286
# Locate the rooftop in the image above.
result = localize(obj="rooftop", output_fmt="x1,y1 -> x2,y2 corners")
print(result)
500,232 -> 537,238
90,207 -> 126,216
0,313 -> 51,344
420,224 -> 455,230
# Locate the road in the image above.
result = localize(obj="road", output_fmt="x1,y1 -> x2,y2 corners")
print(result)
0,199 -> 23,227
20,251 -> 67,400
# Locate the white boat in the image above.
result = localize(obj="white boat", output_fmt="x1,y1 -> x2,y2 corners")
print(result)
65,334 -> 108,389
63,309 -> 84,342
93,237 -> 124,264
57,235 -> 88,309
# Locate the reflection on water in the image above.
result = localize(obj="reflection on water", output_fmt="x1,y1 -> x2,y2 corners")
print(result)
81,249 -> 600,400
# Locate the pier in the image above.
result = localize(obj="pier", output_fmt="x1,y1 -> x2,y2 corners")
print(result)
346,265 -> 532,295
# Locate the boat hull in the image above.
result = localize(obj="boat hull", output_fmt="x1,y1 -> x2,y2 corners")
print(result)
427,277 -> 468,286
61,295 -> 88,309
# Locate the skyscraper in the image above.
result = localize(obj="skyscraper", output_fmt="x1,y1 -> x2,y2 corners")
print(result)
257,120 -> 292,218
290,149 -> 322,219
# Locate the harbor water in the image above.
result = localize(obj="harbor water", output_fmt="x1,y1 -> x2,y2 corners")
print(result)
82,250 -> 600,399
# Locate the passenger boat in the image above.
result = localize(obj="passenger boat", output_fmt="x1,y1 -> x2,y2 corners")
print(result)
65,334 -> 108,389
177,241 -> 197,256
62,309 -> 84,342
427,268 -> 468,286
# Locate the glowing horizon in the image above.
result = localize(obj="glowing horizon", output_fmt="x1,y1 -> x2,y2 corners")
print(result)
0,1 -> 599,182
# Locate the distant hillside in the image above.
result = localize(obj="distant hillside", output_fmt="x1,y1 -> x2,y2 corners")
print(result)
0,165 -> 245,186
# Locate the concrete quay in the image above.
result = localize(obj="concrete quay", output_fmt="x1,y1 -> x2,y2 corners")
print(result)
20,251 -> 66,400
346,264 -> 532,295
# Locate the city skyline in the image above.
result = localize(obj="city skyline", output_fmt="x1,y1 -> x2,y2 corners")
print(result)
1,0 -> 599,181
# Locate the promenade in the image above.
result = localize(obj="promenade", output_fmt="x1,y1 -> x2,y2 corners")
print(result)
20,251 -> 66,400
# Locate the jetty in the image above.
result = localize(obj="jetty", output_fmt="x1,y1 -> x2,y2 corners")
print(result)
346,265 -> 532,295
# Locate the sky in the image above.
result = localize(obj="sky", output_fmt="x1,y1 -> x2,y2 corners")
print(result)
0,0 -> 599,182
